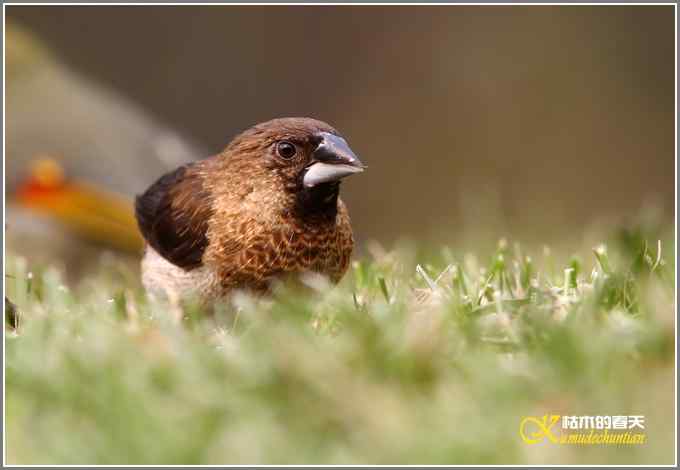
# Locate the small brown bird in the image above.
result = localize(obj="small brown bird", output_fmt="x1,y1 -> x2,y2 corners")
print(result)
135,117 -> 365,303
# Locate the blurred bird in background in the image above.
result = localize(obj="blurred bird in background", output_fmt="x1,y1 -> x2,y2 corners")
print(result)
14,158 -> 143,253
5,22 -> 203,275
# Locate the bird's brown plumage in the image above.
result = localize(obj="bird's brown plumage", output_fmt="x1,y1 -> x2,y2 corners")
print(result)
135,117 -> 363,300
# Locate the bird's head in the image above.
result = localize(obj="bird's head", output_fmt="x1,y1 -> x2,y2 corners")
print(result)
222,117 -> 365,211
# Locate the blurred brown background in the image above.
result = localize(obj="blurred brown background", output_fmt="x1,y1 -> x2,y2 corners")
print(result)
6,5 -> 675,254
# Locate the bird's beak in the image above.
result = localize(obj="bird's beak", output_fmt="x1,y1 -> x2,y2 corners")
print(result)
303,132 -> 365,188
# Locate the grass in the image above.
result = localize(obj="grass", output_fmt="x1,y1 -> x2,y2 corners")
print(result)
4,221 -> 676,465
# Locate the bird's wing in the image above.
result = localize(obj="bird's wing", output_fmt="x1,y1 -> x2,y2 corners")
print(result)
135,163 -> 213,270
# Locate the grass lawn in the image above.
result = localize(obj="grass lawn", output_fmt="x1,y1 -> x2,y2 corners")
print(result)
4,221 -> 676,465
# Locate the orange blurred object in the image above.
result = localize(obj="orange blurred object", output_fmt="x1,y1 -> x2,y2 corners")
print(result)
13,157 -> 144,254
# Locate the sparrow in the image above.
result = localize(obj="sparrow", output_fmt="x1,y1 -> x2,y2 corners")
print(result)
135,117 -> 365,303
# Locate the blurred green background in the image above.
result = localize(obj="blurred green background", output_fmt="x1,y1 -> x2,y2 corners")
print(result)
5,5 -> 675,261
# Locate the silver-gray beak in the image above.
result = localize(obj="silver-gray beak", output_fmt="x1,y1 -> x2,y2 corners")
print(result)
303,132 -> 365,188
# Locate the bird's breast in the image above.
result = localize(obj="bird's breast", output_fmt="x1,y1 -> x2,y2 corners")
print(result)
212,207 -> 353,293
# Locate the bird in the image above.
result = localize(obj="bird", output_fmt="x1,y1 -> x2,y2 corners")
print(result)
135,117 -> 365,304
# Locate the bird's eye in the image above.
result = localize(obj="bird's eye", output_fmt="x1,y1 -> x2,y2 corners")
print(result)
276,141 -> 297,159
